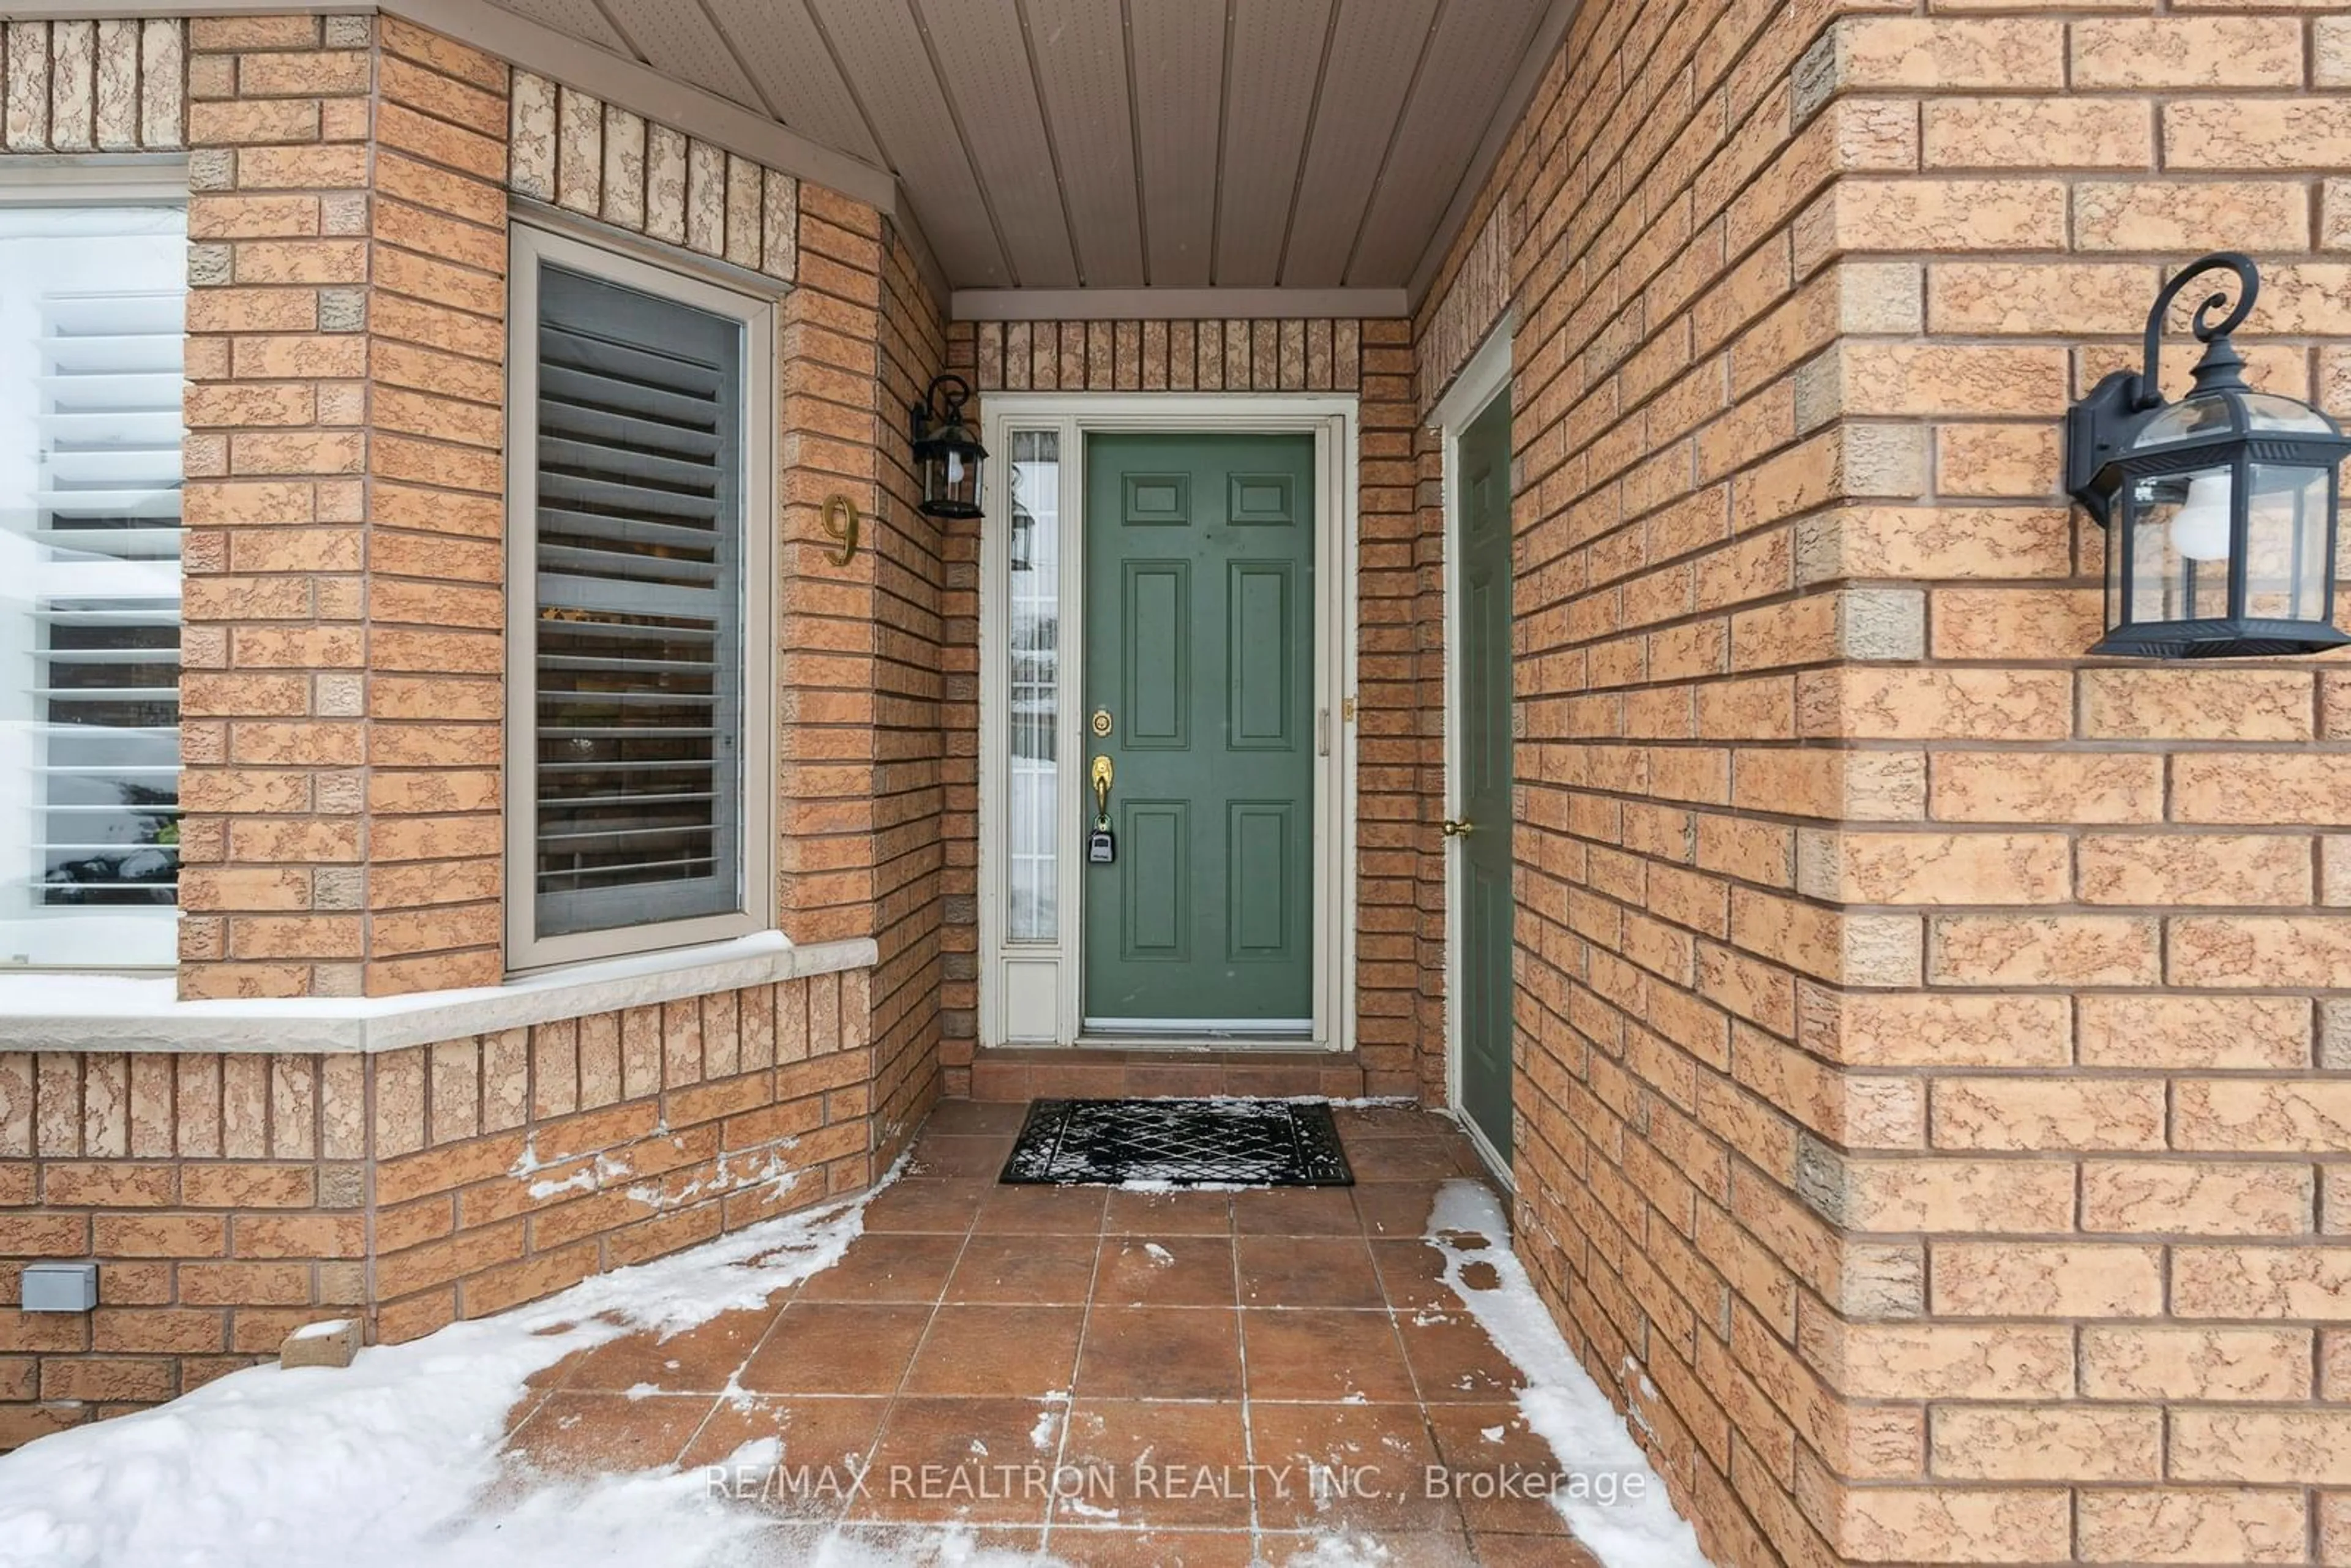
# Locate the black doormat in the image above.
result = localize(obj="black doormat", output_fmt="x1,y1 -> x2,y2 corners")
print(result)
1000,1098 -> 1354,1188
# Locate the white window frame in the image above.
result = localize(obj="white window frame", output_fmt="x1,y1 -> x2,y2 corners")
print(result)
0,157 -> 189,972
0,158 -> 188,204
504,219 -> 778,973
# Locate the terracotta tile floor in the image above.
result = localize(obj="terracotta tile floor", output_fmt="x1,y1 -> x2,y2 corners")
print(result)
503,1100 -> 1605,1566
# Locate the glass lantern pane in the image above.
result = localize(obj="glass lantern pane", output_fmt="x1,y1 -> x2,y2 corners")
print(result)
2131,391 -> 2335,450
2241,392 -> 2336,435
2128,465 -> 2234,623
2246,463 -> 2332,621
2129,395 -> 2236,449
1005,430 -> 1061,943
2104,499 -> 2125,627
944,444 -> 980,512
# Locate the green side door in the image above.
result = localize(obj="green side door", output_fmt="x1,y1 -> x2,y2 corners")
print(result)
1082,432 -> 1316,1032
1457,391 -> 1515,1162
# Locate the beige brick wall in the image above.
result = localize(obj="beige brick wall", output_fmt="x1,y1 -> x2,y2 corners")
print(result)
177,13 -> 386,999
961,317 -> 1366,396
176,15 -> 511,999
0,1048 -> 369,1448
0,968 -> 873,1441
1359,319 -> 1433,1101
506,66 -> 795,285
767,192 -> 951,1165
1791,12 -> 2351,1565
871,223 -> 951,1163
358,18 -> 511,996
964,1048 -> 1368,1103
935,317 -> 1427,1093
368,969 -> 874,1344
0,16 -> 193,982
1,18 -> 184,151
1419,1 -> 2351,1564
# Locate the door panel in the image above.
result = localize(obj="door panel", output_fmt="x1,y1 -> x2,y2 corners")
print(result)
1123,473 -> 1191,524
1084,432 -> 1316,1029
1227,800 -> 1297,960
1228,561 -> 1297,748
1458,391 -> 1515,1163
1228,473 -> 1297,525
1120,801 -> 1189,959
1123,561 -> 1189,746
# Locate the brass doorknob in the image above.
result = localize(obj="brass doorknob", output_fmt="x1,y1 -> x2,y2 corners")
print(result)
1441,818 -> 1474,837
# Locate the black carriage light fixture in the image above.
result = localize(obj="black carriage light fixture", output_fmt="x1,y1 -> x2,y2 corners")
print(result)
910,372 -> 987,520
2066,252 -> 2350,659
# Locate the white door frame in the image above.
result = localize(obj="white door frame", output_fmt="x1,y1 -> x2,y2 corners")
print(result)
975,392 -> 1360,1053
1431,320 -> 1515,1184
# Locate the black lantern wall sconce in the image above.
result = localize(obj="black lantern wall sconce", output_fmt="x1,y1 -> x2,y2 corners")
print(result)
910,373 -> 986,520
2066,252 -> 2349,658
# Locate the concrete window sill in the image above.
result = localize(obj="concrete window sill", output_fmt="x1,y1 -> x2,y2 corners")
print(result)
0,932 -> 876,1054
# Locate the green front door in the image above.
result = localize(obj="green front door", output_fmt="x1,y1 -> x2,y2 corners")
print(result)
1457,391 -> 1514,1162
1082,433 -> 1316,1032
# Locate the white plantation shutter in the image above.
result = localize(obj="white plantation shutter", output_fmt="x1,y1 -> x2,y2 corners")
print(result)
0,203 -> 184,969
529,260 -> 748,941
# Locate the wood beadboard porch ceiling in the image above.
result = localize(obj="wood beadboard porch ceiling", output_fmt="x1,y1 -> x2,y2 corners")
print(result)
487,0 -> 1567,308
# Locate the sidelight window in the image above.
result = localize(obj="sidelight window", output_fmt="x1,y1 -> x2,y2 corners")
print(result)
1004,430 -> 1061,942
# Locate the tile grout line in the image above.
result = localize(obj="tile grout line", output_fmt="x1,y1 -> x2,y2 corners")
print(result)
1385,1184 -> 1477,1547
665,1275 -> 801,1480
857,1168 -> 992,1536
1233,1191 -> 1263,1558
1035,1188 -> 1111,1551
512,1120 -> 1511,1551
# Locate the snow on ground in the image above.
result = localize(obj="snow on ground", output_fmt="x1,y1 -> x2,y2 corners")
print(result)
1425,1179 -> 1714,1568
0,1176 -> 890,1568
0,1157 -> 1709,1568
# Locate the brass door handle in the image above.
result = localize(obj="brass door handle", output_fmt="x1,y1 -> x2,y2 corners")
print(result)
1091,756 -> 1114,823
1441,818 -> 1474,838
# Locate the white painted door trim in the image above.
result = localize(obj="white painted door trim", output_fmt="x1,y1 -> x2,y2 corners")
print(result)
976,392 -> 1360,1054
1431,319 -> 1515,1186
